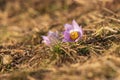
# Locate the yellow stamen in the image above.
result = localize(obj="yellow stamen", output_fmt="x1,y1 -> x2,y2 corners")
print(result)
70,31 -> 79,40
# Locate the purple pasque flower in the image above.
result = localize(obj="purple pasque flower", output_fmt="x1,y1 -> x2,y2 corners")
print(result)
63,20 -> 83,42
42,31 -> 59,46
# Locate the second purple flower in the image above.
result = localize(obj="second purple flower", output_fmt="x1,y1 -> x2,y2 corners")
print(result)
42,31 -> 59,46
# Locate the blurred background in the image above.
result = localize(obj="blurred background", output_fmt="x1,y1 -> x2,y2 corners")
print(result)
0,0 -> 119,44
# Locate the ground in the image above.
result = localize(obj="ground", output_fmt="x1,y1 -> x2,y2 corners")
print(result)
0,0 -> 120,80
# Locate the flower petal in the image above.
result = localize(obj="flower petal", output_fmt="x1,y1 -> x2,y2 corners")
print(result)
42,36 -> 51,45
64,24 -> 73,31
63,31 -> 72,42
72,20 -> 83,37
48,31 -> 54,36
42,36 -> 49,41
48,31 -> 58,38
75,38 -> 80,42
72,19 -> 80,29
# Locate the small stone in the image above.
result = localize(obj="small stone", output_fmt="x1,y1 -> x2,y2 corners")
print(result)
2,55 -> 13,65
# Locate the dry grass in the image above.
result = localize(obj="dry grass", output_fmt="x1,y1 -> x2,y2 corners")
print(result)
0,0 -> 120,80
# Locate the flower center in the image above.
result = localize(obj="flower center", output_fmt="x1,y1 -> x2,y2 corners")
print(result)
70,31 -> 79,40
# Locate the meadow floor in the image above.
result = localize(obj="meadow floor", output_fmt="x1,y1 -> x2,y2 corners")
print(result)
0,0 -> 120,80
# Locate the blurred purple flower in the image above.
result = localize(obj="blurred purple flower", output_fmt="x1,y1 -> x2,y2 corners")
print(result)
42,31 -> 59,46
63,20 -> 83,42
